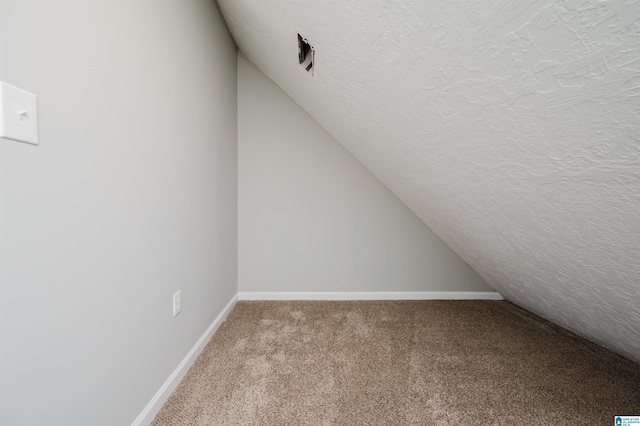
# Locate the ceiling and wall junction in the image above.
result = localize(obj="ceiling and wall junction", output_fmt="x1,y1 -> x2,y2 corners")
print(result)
218,0 -> 640,362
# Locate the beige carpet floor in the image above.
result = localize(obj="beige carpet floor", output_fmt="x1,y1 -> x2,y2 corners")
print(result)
152,301 -> 640,425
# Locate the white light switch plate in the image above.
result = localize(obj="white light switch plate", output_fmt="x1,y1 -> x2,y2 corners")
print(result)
0,82 -> 39,145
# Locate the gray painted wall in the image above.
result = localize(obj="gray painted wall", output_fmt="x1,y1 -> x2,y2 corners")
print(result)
0,1 -> 237,425
238,53 -> 491,294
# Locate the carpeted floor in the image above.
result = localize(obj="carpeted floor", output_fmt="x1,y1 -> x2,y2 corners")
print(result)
151,301 -> 640,425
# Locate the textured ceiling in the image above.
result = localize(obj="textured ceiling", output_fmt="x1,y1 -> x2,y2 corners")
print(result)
217,0 -> 640,362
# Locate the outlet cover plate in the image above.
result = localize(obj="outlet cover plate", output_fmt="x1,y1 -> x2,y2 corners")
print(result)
0,82 -> 39,145
173,291 -> 182,316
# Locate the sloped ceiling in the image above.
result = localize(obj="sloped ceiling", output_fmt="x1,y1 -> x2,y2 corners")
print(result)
217,0 -> 640,362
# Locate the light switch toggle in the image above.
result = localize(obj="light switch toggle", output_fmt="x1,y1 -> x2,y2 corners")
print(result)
0,81 -> 39,145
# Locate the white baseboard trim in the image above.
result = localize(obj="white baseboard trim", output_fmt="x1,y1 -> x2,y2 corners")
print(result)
131,294 -> 238,426
237,291 -> 503,301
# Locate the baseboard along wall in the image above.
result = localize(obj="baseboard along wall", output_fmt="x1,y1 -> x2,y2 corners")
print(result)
237,291 -> 503,301
131,294 -> 238,426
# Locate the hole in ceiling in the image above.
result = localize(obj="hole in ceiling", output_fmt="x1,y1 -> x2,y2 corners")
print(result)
298,34 -> 314,75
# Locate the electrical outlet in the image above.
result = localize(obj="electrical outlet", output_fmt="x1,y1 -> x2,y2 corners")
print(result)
173,291 -> 182,317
